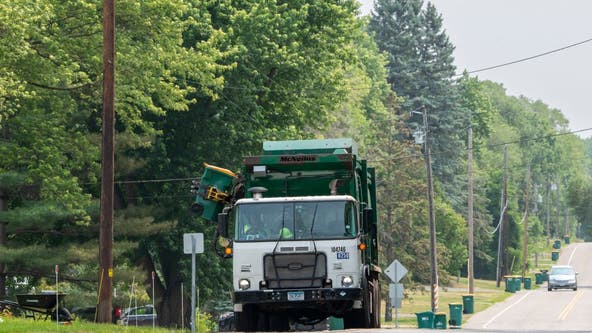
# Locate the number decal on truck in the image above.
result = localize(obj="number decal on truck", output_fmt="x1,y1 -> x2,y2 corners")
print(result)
336,252 -> 350,259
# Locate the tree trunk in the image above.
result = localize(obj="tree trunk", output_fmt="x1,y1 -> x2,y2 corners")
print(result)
141,253 -> 187,328
155,279 -> 186,328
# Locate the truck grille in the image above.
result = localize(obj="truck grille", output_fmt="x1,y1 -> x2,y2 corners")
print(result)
263,253 -> 327,289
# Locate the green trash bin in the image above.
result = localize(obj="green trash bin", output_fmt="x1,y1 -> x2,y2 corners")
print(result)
328,316 -> 343,330
540,269 -> 549,282
513,276 -> 522,291
553,240 -> 561,249
551,251 -> 559,261
191,163 -> 237,222
415,311 -> 434,329
564,235 -> 570,244
434,312 -> 447,329
462,295 -> 474,314
448,303 -> 463,327
504,275 -> 516,293
535,273 -> 543,285
523,277 -> 532,290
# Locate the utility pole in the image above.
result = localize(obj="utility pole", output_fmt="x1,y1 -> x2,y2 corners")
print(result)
98,0 -> 115,323
521,166 -> 530,279
545,177 -> 551,240
495,145 -> 507,288
467,127 -> 474,295
422,108 -> 439,312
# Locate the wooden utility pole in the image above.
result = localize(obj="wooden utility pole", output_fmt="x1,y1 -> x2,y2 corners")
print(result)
495,145 -> 508,287
546,177 -> 551,240
467,127 -> 474,294
422,108 -> 439,312
521,166 -> 530,279
98,0 -> 115,323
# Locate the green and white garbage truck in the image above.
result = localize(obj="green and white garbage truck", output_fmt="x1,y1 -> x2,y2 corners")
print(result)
192,138 -> 380,331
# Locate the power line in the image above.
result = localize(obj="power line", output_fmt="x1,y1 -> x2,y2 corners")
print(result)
369,126 -> 592,163
457,36 -> 592,76
114,177 -> 196,184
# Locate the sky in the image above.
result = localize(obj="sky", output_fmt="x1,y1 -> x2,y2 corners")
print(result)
358,0 -> 592,138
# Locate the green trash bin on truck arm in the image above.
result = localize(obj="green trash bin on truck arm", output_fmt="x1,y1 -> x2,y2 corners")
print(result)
523,277 -> 532,289
415,311 -> 434,329
448,303 -> 463,327
191,163 -> 238,222
551,251 -> 559,261
462,295 -> 474,314
434,312 -> 447,329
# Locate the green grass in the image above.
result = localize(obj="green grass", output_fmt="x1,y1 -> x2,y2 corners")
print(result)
0,317 -> 190,333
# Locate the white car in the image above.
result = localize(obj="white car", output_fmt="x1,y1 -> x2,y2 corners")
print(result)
548,265 -> 577,291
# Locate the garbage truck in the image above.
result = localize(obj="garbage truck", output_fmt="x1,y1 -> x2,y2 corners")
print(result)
191,138 -> 380,331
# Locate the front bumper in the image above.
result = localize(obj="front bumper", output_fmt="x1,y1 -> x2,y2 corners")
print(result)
234,288 -> 362,307
549,281 -> 577,289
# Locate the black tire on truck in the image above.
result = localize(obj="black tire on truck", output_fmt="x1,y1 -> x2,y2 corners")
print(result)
372,279 -> 381,328
344,279 -> 375,328
235,304 -> 256,332
268,313 -> 290,331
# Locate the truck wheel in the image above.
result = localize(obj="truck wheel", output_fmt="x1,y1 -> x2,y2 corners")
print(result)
344,285 -> 372,328
372,280 -> 381,328
235,304 -> 256,332
268,313 -> 290,331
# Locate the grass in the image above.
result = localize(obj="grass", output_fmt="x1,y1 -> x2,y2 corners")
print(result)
0,317 -> 187,333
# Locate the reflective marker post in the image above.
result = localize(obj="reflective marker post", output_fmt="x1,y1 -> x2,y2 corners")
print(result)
55,265 -> 59,327
183,233 -> 204,333
191,238 -> 195,333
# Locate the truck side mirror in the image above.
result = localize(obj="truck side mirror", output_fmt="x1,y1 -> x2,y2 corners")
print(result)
362,208 -> 373,233
217,212 -> 229,238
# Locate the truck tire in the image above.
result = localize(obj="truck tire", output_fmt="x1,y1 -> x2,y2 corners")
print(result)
372,279 -> 381,328
235,304 -> 256,332
344,284 -> 373,328
268,313 -> 290,331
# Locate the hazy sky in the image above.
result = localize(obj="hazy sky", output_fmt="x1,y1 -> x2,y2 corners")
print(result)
359,0 -> 592,138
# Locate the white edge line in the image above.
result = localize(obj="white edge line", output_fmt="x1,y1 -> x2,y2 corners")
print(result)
567,245 -> 579,265
483,291 -> 532,329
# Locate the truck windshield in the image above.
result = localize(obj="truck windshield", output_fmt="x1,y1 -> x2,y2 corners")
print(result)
234,201 -> 356,241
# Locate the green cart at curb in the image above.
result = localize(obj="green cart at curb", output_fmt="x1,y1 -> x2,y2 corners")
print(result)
415,311 -> 434,329
448,303 -> 463,327
462,294 -> 474,314
434,312 -> 447,329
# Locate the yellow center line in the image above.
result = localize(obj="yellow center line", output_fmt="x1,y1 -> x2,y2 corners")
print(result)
557,290 -> 583,320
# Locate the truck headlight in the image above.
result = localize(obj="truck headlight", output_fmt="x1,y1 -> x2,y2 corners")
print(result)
341,276 -> 354,288
239,279 -> 251,290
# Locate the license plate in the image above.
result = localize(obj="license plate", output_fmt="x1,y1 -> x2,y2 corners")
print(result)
287,291 -> 304,301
